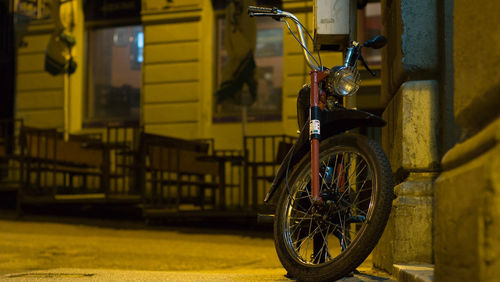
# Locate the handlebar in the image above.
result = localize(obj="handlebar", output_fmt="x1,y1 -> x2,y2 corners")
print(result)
248,6 -> 321,71
247,6 -> 275,14
362,35 -> 387,49
248,6 -> 386,73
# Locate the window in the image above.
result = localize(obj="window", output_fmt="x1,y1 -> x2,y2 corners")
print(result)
356,2 -> 384,118
214,17 -> 283,122
15,0 -> 52,20
358,2 -> 382,65
85,25 -> 143,126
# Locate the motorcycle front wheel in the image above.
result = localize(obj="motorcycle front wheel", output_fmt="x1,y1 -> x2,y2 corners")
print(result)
274,133 -> 393,282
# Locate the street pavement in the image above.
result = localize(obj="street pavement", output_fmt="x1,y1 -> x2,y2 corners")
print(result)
0,211 -> 394,281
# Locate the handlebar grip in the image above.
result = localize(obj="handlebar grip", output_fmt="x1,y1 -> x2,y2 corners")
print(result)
248,6 -> 274,14
363,35 -> 387,49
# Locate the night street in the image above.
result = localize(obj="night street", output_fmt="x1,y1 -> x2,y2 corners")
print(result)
0,0 -> 497,280
0,211 -> 393,281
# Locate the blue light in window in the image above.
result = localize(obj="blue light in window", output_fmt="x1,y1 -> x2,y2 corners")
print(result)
137,31 -> 144,63
137,32 -> 144,48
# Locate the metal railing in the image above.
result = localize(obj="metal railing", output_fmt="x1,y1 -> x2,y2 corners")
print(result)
105,124 -> 143,196
244,135 -> 296,209
4,121 -> 305,218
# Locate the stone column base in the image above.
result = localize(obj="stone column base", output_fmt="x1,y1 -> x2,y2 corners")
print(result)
373,173 -> 435,273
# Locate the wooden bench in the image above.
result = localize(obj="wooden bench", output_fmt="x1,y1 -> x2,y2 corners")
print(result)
19,127 -> 106,204
140,133 -> 223,213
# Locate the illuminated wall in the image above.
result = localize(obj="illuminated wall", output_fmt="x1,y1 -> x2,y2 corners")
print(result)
16,25 -> 64,129
13,0 -> 345,152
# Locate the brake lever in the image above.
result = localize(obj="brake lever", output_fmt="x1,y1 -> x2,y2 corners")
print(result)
272,15 -> 282,22
359,55 -> 376,77
248,12 -> 283,22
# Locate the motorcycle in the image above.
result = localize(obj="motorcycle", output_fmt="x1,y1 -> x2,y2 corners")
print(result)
248,6 -> 394,281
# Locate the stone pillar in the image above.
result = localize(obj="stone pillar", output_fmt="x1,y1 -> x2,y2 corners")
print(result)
434,1 -> 500,281
373,81 -> 439,272
372,0 -> 439,272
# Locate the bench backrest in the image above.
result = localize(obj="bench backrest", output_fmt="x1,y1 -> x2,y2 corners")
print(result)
148,146 -> 218,175
23,127 -> 103,167
143,133 -> 218,176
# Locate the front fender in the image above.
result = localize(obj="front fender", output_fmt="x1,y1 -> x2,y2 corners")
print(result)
263,108 -> 386,203
321,107 -> 386,135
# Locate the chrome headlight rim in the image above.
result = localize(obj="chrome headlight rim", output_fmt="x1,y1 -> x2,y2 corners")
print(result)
328,66 -> 361,97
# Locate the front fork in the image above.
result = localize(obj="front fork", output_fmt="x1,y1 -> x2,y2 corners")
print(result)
309,70 -> 330,203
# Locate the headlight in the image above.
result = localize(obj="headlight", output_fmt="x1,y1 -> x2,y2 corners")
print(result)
328,66 -> 361,97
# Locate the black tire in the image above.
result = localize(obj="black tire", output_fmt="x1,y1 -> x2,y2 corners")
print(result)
274,133 -> 393,282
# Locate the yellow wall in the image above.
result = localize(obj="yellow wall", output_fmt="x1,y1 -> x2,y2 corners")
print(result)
16,23 -> 64,129
15,1 -> 85,133
141,0 -> 210,141
140,0 -> 292,150
15,0 -> 343,151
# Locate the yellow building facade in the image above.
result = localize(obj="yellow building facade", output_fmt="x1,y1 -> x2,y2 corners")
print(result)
13,1 -> 500,280
14,0 -> 349,152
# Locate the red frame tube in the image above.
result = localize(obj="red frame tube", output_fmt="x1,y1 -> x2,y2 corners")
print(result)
309,69 -> 330,203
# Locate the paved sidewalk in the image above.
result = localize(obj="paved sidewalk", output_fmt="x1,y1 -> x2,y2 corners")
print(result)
3,268 -> 393,281
0,212 -> 393,281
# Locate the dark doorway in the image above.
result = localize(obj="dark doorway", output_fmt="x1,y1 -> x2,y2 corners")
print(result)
0,0 -> 15,119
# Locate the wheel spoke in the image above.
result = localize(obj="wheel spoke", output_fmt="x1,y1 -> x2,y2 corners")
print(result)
296,221 -> 319,260
289,213 -> 313,230
293,194 -> 312,201
289,206 -> 314,238
335,200 -> 370,216
290,207 -> 312,217
337,177 -> 371,204
319,154 -> 333,193
323,224 -> 332,262
282,141 -> 383,267
305,225 -> 325,260
289,181 -> 312,212
303,183 -> 313,205
336,157 -> 367,201
312,226 -> 329,263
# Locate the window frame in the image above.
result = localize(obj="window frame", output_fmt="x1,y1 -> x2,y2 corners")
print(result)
212,13 -> 284,123
82,24 -> 143,128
